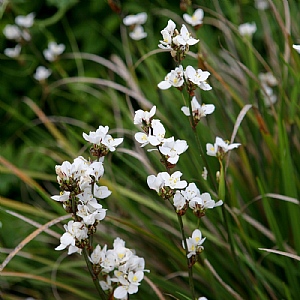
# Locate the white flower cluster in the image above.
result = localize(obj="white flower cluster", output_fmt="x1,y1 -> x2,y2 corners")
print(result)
52,155 -> 109,254
3,12 -> 35,58
89,238 -> 148,299
157,64 -> 212,93
52,126 -> 123,255
123,12 -> 147,40
258,72 -> 278,107
158,19 -> 199,62
183,229 -> 206,258
134,106 -> 223,216
206,137 -> 240,159
174,183 -> 223,217
134,106 -> 188,165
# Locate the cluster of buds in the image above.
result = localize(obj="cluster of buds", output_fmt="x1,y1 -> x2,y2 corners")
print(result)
158,65 -> 212,96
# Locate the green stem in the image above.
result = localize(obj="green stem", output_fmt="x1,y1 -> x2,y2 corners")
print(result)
177,214 -> 195,300
83,247 -> 107,300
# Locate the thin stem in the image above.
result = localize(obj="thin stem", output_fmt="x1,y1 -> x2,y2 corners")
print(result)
177,214 -> 195,300
83,247 -> 107,300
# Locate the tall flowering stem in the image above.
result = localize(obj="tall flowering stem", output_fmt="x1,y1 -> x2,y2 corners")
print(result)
51,125 -> 148,299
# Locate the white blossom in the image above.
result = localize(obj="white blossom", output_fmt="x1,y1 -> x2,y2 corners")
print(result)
43,41 -> 65,61
206,137 -> 240,157
4,44 -> 21,58
184,66 -> 212,90
89,244 -> 107,265
160,171 -> 187,189
123,12 -> 147,26
172,24 -> 199,46
183,9 -> 204,26
3,24 -> 22,40
51,191 -> 70,202
157,65 -> 184,90
173,190 -> 187,210
129,25 -> 147,40
147,173 -> 165,193
183,229 -> 206,258
33,66 -> 52,81
147,119 -> 166,146
55,220 -> 88,255
15,12 -> 35,28
189,192 -> 223,211
181,96 -> 215,118
159,137 -> 188,164
134,106 -> 156,126
238,22 -> 257,37
83,125 -> 123,151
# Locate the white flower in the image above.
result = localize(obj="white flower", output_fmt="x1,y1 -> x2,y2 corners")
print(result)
129,25 -> 147,40
181,96 -> 215,118
189,192 -> 223,211
172,24 -> 199,46
159,137 -> 188,164
134,106 -> 156,126
158,19 -> 176,50
15,12 -> 35,28
114,271 -> 144,299
55,220 -> 88,255
238,22 -> 257,37
51,191 -> 70,202
33,66 -> 52,81
83,125 -> 123,151
255,0 -> 269,10
147,173 -> 165,193
183,9 -> 204,26
134,132 -> 150,147
292,44 -> 300,54
3,24 -> 22,40
183,229 -> 206,258
173,190 -> 187,210
185,66 -> 212,90
123,12 -> 147,26
181,183 -> 200,201
93,185 -> 111,199
4,44 -> 21,58
43,41 -> 65,61
160,171 -> 187,189
147,119 -> 166,146
158,65 -> 184,90
206,137 -> 240,157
